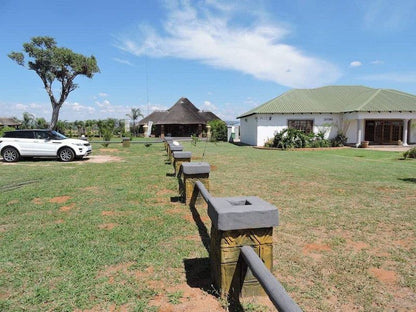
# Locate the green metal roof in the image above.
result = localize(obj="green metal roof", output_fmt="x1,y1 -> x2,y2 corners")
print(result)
238,86 -> 416,118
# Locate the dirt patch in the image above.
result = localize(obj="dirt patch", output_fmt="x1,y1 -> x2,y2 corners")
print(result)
87,155 -> 123,163
302,243 -> 331,255
49,196 -> 71,204
166,208 -> 183,215
7,199 -> 19,205
368,267 -> 398,284
59,203 -> 76,212
54,219 -> 65,224
32,197 -> 44,205
97,262 -> 136,279
184,235 -> 202,242
210,165 -> 218,171
134,266 -> 154,280
346,240 -> 369,252
148,283 -> 226,312
157,189 -> 177,196
393,239 -> 413,250
98,223 -> 118,230
101,211 -> 116,216
183,214 -> 210,223
83,186 -> 102,194
100,148 -> 119,153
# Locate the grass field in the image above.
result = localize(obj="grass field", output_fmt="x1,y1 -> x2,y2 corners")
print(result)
1,142 -> 415,311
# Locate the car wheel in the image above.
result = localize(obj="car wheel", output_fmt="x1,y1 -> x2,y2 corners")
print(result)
2,147 -> 20,162
58,147 -> 75,162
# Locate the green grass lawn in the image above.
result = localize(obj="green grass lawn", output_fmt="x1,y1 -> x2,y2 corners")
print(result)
1,142 -> 415,311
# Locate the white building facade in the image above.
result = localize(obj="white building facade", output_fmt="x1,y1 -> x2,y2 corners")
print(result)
240,113 -> 415,147
238,86 -> 416,147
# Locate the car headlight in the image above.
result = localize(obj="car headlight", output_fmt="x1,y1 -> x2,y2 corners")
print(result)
73,143 -> 83,146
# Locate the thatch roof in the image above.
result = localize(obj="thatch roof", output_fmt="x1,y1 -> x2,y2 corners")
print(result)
0,117 -> 21,127
139,97 -> 220,125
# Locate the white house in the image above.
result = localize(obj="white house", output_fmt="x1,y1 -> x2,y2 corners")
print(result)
238,86 -> 416,147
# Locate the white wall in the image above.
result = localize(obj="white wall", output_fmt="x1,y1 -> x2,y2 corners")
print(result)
240,113 -> 342,146
239,115 -> 258,146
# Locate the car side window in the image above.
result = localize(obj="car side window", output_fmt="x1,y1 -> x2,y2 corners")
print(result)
19,131 -> 34,139
35,131 -> 49,139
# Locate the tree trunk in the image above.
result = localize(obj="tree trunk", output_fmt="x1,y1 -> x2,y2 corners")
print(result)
49,104 -> 61,130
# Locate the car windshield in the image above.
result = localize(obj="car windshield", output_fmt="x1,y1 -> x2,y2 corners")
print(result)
50,131 -> 68,140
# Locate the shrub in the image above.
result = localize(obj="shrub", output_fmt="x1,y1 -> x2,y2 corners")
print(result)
403,147 -> 416,159
0,126 -> 16,137
267,128 -> 335,149
97,119 -> 116,147
331,133 -> 348,147
208,120 -> 227,142
272,128 -> 309,149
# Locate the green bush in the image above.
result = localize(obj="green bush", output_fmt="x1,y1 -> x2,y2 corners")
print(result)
331,133 -> 348,147
403,147 -> 416,159
272,128 -> 309,149
267,128 -> 335,149
97,119 -> 116,147
208,120 -> 227,142
0,126 -> 16,137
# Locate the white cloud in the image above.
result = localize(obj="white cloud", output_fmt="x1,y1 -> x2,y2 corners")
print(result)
350,61 -> 363,68
115,0 -> 340,88
15,103 -> 28,110
68,102 -> 96,113
371,60 -> 384,65
113,58 -> 135,66
203,100 -> 217,110
98,92 -> 109,97
359,72 -> 416,83
244,97 -> 260,108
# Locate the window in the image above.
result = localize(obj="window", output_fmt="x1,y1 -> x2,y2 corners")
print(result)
288,120 -> 313,134
4,131 -> 34,138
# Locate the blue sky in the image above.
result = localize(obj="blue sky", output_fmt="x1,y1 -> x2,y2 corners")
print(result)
1,0 -> 415,123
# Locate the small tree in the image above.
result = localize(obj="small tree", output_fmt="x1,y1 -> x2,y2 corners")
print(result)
97,119 -> 115,147
8,36 -> 99,130
208,120 -> 227,142
35,117 -> 48,129
21,112 -> 35,129
126,108 -> 144,136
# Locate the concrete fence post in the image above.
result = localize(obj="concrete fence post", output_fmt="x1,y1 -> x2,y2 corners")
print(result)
207,196 -> 279,298
172,151 -> 192,176
122,137 -> 130,147
164,137 -> 173,153
168,143 -> 183,163
180,162 -> 210,205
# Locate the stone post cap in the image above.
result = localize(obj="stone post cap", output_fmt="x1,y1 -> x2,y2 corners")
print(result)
181,162 -> 210,175
173,151 -> 192,159
208,196 -> 279,231
169,145 -> 183,151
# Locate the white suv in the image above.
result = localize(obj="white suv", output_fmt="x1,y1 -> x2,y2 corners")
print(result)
0,130 -> 92,162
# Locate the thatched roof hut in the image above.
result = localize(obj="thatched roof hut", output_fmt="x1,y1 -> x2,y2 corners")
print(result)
139,97 -> 221,137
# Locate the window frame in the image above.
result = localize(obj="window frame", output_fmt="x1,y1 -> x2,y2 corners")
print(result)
287,119 -> 314,134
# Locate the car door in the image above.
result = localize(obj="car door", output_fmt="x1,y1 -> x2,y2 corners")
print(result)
33,131 -> 59,156
15,131 -> 37,156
